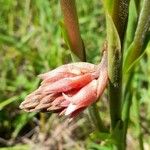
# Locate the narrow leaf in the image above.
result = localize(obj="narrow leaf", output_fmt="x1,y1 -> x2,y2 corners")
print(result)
124,0 -> 150,72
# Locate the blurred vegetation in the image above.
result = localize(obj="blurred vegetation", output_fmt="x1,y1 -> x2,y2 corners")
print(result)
0,0 -> 149,149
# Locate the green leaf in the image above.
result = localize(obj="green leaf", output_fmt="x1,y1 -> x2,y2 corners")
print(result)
12,112 -> 36,139
124,41 -> 149,72
123,0 -> 138,51
103,0 -> 114,13
124,0 -> 150,72
106,14 -> 121,84
122,92 -> 132,121
90,132 -> 110,141
0,96 -> 18,110
0,145 -> 29,150
110,120 -> 124,148
88,143 -> 115,150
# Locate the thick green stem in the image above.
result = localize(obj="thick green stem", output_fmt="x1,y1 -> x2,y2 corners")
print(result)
111,0 -> 129,45
107,13 -> 123,149
106,0 -> 129,128
105,0 -> 129,149
60,0 -> 86,61
104,0 -> 130,44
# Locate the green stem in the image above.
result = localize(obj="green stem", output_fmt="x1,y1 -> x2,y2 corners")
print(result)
105,0 -> 129,149
135,94 -> 144,150
106,14 -> 122,131
60,0 -> 86,61
107,13 -> 123,148
104,0 -> 130,44
124,71 -> 134,97
40,113 -> 46,133
108,82 -> 122,130
122,92 -> 132,148
112,0 -> 130,45
105,0 -> 129,129
122,70 -> 134,147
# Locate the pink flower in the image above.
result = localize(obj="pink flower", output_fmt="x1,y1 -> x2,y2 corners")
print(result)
20,51 -> 108,118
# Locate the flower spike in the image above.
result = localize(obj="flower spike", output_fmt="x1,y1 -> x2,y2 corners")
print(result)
20,51 -> 108,118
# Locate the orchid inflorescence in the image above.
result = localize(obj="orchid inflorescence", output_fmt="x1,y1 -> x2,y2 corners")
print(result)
20,51 -> 108,118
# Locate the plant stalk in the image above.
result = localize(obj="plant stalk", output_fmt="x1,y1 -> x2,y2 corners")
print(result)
60,0 -> 86,61
105,0 -> 129,149
106,0 -> 129,128
104,0 -> 130,45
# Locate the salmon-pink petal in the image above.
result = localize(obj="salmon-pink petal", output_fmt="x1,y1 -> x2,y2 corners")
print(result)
60,100 -> 70,107
38,66 -> 80,80
25,89 -> 41,100
38,62 -> 97,80
47,106 -> 63,111
40,94 -> 56,104
20,95 -> 41,109
97,67 -> 108,97
51,96 -> 65,106
70,62 -> 97,74
19,101 -> 39,110
65,104 -> 85,117
63,80 -> 97,107
62,93 -> 71,102
64,89 -> 79,96
65,104 -> 77,115
41,72 -> 76,85
24,93 -> 41,103
34,103 -> 52,110
39,73 -> 96,93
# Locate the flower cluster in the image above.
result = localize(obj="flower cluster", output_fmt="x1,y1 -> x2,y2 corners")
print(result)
20,51 -> 108,118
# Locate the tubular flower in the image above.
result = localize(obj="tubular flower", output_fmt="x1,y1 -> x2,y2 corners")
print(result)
20,51 -> 108,118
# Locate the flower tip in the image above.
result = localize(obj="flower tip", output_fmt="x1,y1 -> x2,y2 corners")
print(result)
62,93 -> 70,102
65,104 -> 77,116
37,73 -> 47,79
19,103 -> 23,109
19,101 -> 28,109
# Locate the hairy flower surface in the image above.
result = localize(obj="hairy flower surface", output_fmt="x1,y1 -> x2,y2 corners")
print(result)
20,51 -> 108,117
